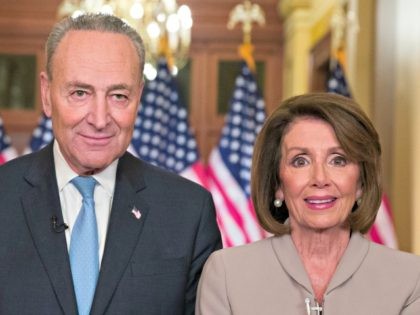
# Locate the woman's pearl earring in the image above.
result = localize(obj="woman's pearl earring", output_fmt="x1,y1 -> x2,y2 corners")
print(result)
273,199 -> 283,208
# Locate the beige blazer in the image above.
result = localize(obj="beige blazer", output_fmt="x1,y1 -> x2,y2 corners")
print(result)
196,232 -> 420,314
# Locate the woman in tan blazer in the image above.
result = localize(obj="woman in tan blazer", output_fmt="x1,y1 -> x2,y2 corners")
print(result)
196,93 -> 420,315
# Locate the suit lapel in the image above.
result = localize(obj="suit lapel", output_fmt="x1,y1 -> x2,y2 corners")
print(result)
271,235 -> 314,294
272,232 -> 370,299
91,153 -> 149,315
326,232 -> 369,294
21,144 -> 77,315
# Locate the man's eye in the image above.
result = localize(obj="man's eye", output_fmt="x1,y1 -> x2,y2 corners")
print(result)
113,94 -> 128,100
72,90 -> 87,98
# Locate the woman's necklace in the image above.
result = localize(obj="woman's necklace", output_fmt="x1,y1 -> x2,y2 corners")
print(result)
305,298 -> 323,315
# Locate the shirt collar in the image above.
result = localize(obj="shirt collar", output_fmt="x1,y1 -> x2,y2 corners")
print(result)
53,140 -> 118,196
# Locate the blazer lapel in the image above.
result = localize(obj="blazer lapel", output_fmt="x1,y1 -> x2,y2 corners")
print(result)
272,232 -> 370,300
91,154 -> 149,315
326,232 -> 369,294
271,234 -> 314,295
21,144 -> 77,315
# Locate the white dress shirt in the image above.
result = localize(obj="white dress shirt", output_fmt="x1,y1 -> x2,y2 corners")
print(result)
53,141 -> 117,264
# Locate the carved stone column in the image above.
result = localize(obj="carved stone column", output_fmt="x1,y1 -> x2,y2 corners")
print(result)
278,0 -> 312,98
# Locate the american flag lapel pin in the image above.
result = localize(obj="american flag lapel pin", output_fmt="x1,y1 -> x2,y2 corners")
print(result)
131,207 -> 141,220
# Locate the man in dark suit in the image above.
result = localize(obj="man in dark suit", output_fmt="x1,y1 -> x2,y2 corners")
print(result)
0,13 -> 221,314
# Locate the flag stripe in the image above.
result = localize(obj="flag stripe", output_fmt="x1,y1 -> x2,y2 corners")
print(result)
1,147 -> 17,161
207,163 -> 252,244
372,200 -> 398,249
207,182 -> 242,247
180,162 -> 208,187
208,148 -> 265,246
206,165 -> 246,247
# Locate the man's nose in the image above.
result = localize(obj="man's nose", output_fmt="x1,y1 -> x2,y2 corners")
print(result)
87,98 -> 110,129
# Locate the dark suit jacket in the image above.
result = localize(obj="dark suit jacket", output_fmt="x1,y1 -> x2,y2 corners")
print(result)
0,143 -> 221,314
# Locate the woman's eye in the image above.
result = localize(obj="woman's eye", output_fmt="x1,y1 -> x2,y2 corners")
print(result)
291,156 -> 308,167
331,155 -> 347,166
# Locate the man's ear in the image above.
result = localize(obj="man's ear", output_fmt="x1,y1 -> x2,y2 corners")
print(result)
137,80 -> 145,105
40,71 -> 52,117
139,80 -> 145,95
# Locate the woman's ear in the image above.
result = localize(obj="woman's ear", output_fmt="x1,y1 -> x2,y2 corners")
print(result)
356,183 -> 363,200
275,185 -> 284,201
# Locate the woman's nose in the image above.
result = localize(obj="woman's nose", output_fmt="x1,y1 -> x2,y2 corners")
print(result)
311,163 -> 330,187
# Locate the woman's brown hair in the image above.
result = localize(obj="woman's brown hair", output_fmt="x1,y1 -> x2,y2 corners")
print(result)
251,93 -> 382,235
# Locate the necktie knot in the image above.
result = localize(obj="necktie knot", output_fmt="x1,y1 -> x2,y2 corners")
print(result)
71,176 -> 96,200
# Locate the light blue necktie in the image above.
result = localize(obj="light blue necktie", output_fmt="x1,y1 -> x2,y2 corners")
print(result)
69,176 -> 99,315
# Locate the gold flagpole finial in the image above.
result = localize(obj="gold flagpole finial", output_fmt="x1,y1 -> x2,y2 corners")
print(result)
227,0 -> 265,45
227,0 -> 265,72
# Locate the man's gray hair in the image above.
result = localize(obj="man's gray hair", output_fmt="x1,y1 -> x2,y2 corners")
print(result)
45,13 -> 145,80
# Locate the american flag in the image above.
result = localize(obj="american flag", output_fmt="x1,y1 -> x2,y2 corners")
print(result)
0,116 -> 17,164
207,62 -> 268,247
327,60 -> 351,97
327,56 -> 398,249
25,113 -> 54,153
129,58 -> 207,186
